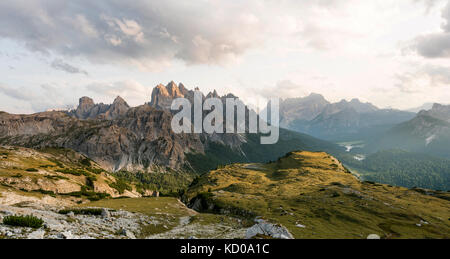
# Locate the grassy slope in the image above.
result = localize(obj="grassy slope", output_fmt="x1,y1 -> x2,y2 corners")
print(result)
186,151 -> 450,239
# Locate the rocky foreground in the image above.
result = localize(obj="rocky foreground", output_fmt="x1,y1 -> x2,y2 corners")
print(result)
0,195 -> 291,239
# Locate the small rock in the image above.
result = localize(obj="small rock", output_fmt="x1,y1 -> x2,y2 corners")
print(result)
0,210 -> 13,216
28,229 -> 45,239
296,224 -> 306,228
101,208 -> 110,218
119,229 -> 136,239
57,231 -> 73,239
67,212 -> 75,217
416,223 -> 422,227
367,234 -> 381,239
188,236 -> 197,239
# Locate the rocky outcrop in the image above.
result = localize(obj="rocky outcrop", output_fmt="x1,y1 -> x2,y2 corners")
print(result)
246,218 -> 294,239
0,204 -> 151,239
150,81 -> 192,110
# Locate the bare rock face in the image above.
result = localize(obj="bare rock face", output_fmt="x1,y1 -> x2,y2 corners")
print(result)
150,81 -> 191,110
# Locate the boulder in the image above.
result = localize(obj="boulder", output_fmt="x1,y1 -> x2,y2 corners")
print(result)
246,219 -> 294,239
367,234 -> 381,239
119,229 -> 136,239
27,229 -> 45,239
57,231 -> 73,239
101,208 -> 110,219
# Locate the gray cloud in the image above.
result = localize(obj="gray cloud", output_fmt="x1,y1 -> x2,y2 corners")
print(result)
0,83 -> 76,112
395,64 -> 450,93
0,84 -> 35,101
0,1 -> 275,69
51,59 -> 88,75
411,0 -> 450,58
0,1 -> 362,70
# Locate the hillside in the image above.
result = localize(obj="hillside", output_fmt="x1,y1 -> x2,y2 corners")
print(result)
186,151 -> 450,239
0,146 -> 155,204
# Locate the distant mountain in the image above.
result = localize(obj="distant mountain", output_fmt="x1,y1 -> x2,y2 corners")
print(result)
368,103 -> 450,158
277,93 -> 330,127
275,96 -> 415,141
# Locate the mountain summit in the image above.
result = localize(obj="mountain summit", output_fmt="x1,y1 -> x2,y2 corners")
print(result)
70,96 -> 130,120
150,82 -> 191,110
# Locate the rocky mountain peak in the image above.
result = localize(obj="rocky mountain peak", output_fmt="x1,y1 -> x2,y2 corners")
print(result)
150,81 -> 191,110
113,96 -> 128,105
206,90 -> 220,98
79,96 -> 95,108
70,96 -> 129,120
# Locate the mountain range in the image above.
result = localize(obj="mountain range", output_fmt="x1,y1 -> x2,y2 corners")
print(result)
0,82 -> 343,175
274,94 -> 415,141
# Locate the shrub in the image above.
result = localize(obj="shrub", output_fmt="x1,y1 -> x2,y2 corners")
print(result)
35,189 -> 56,196
85,175 -> 97,189
86,168 -> 104,174
44,175 -> 69,180
3,215 -> 44,228
25,168 -> 38,172
58,208 -> 103,216
80,158 -> 92,167
62,186 -> 110,201
108,179 -> 132,194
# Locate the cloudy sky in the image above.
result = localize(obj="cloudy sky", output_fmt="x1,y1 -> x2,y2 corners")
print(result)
0,0 -> 450,113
